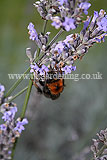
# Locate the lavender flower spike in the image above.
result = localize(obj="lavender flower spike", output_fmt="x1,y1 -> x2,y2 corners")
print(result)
35,0 -> 91,31
0,102 -> 28,159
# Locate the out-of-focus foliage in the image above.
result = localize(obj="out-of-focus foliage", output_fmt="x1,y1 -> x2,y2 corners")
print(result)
0,0 -> 107,160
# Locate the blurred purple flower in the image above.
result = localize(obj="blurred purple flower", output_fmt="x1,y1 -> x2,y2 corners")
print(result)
2,107 -> 17,122
58,0 -> 67,5
0,124 -> 7,131
14,118 -> 28,134
79,2 -> 91,15
0,84 -> 5,92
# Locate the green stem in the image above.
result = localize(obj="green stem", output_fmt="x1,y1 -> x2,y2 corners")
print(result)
36,48 -> 41,58
5,67 -> 30,98
11,138 -> 18,160
21,80 -> 32,119
11,80 -> 32,160
7,86 -> 28,102
42,20 -> 48,34
90,144 -> 107,160
46,29 -> 64,51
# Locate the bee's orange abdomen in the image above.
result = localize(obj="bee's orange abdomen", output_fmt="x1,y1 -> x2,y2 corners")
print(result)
47,79 -> 64,95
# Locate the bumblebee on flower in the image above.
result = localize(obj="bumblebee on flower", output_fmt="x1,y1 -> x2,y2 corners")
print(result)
27,4 -> 107,99
0,0 -> 107,159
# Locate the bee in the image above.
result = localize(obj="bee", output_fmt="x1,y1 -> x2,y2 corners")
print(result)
31,70 -> 64,100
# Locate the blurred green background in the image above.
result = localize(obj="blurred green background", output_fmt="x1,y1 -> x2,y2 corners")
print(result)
0,0 -> 107,160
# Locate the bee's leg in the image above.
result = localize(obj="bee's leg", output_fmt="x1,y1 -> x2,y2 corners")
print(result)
55,62 -> 58,71
30,79 -> 42,94
49,64 -> 53,70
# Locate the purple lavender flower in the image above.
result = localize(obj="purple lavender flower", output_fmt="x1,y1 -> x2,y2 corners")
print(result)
39,64 -> 49,75
30,63 -> 49,76
2,107 -> 17,122
14,118 -> 28,134
58,0 -> 67,5
28,22 -> 38,41
35,0 -> 92,31
63,35 -> 73,47
48,9 -> 107,74
91,128 -> 107,159
0,84 -> 5,104
51,17 -> 62,29
8,151 -> 12,155
0,96 -> 28,159
79,2 -> 91,15
0,124 -> 7,131
99,9 -> 106,16
63,17 -> 76,31
30,63 -> 40,73
0,84 -> 5,92
41,64 -> 49,72
54,42 -> 64,54
70,65 -> 76,71
97,16 -> 107,32
62,65 -> 76,74
95,33 -> 107,43
62,66 -> 71,74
